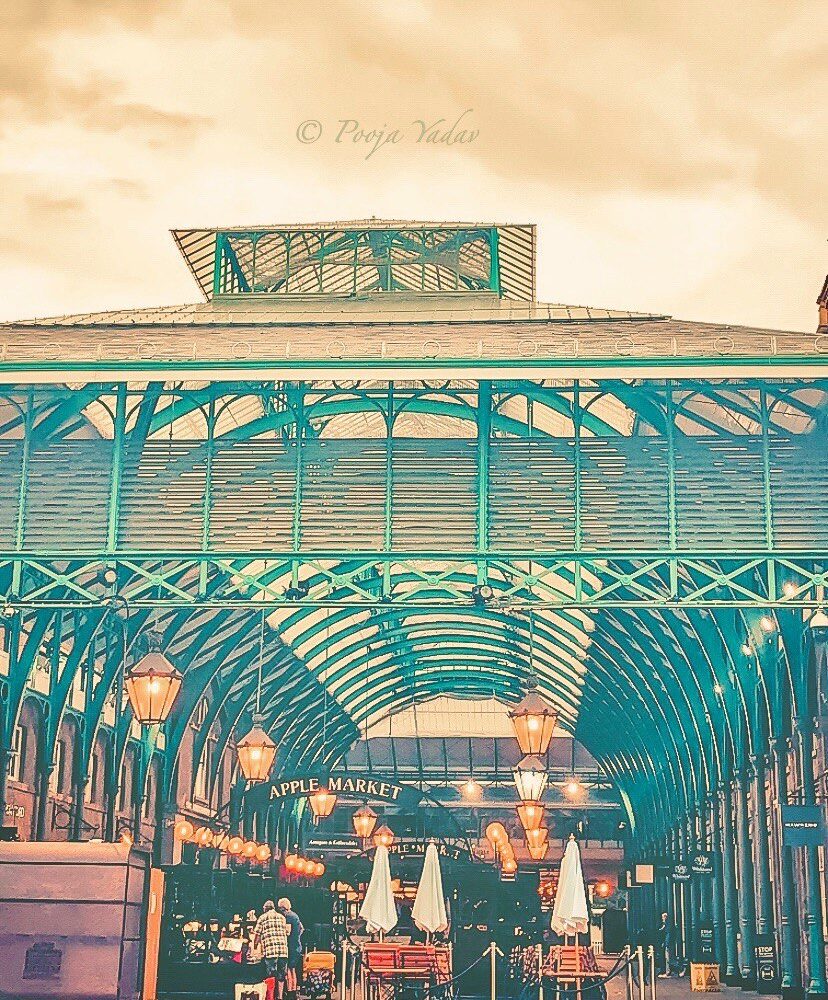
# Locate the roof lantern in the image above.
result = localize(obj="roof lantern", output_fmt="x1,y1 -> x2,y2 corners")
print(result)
172,220 -> 536,301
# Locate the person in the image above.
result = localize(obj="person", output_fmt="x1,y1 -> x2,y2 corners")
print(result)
657,912 -> 672,977
278,897 -> 304,1000
252,900 -> 289,997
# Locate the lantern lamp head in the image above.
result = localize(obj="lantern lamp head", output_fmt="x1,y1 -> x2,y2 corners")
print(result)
125,643 -> 182,726
236,714 -> 277,783
353,803 -> 378,839
508,682 -> 557,755
309,787 -> 337,820
512,754 -> 549,802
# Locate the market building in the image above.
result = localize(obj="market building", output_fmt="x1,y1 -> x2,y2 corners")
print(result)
0,220 -> 826,998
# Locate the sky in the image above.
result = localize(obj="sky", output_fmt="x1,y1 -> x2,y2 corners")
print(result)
0,1 -> 826,330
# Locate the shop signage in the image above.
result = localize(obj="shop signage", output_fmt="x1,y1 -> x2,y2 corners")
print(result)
4,804 -> 25,819
697,922 -> 715,961
691,852 -> 714,877
671,861 -> 691,882
306,835 -> 361,852
781,805 -> 825,847
23,942 -> 62,981
754,934 -> 778,993
246,772 -> 421,809
390,839 -> 469,861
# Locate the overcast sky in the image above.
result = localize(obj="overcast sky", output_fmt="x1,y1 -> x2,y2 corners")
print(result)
1,1 -> 825,329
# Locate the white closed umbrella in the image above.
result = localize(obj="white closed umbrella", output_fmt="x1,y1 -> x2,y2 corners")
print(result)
360,844 -> 398,935
412,842 -> 449,936
551,836 -> 589,936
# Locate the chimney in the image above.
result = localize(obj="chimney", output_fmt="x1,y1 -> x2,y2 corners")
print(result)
819,275 -> 828,330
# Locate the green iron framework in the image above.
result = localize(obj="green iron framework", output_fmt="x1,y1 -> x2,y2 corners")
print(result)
0,379 -> 825,611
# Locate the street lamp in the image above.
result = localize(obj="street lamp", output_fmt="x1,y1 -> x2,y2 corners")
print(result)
353,803 -> 378,839
512,755 -> 548,802
508,682 -> 557,756
124,635 -> 182,726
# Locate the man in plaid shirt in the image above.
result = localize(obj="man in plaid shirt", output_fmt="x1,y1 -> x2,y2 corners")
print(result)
252,900 -> 289,994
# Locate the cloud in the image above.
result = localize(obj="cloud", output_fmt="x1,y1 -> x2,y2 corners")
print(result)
0,0 -> 824,328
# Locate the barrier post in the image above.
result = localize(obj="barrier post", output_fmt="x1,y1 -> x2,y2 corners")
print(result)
648,945 -> 657,1000
625,945 -> 634,1000
340,940 -> 347,1000
637,945 -> 646,1000
490,942 -> 497,1000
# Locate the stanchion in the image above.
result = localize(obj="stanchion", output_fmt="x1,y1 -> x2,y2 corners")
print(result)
637,946 -> 646,1000
648,946 -> 656,1000
537,943 -> 544,1000
625,945 -> 634,1000
349,945 -> 357,1000
341,940 -> 347,1000
490,941 -> 497,1000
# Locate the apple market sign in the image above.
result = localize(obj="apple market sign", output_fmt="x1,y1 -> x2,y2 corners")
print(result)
245,772 -> 421,809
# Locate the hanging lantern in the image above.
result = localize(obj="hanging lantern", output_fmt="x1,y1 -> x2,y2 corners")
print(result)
508,682 -> 557,756
226,836 -> 245,856
502,858 -> 518,874
124,636 -> 183,726
309,787 -> 337,821
516,800 -> 545,832
373,825 -> 394,849
194,826 -> 213,848
461,778 -> 482,800
527,841 -> 548,861
241,841 -> 258,860
295,857 -> 308,875
485,822 -> 508,848
353,803 -> 378,839
512,755 -> 549,802
525,827 -> 549,850
284,854 -> 298,871
174,820 -> 195,841
314,861 -> 326,877
236,715 -> 277,783
255,844 -> 271,863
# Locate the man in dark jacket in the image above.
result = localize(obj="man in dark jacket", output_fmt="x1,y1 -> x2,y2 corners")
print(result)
657,913 -> 672,977
278,897 -> 304,1000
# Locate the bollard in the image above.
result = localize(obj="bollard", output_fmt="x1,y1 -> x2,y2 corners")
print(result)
649,945 -> 657,1000
490,941 -> 497,1000
341,940 -> 347,1000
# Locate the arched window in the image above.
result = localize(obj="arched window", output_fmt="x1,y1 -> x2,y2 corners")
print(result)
7,724 -> 26,782
50,740 -> 66,795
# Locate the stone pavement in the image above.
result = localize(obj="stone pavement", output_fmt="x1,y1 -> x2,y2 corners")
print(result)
601,958 -> 781,1000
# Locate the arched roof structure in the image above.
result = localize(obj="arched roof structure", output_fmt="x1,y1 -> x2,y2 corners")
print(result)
0,221 -> 825,865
